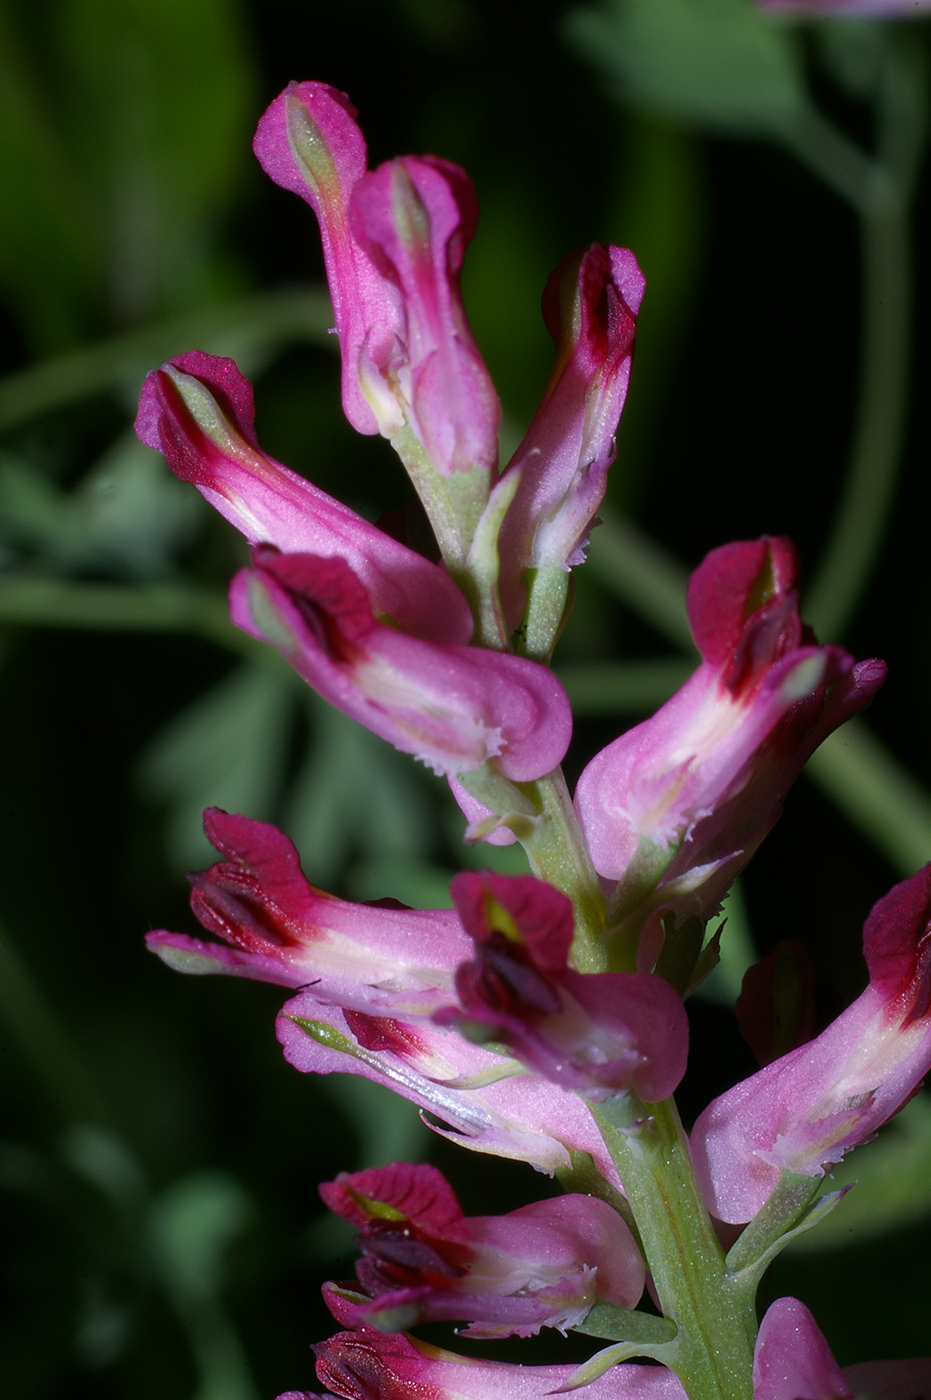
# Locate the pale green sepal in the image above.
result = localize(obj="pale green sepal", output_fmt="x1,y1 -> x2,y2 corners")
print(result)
521,564 -> 572,663
573,1302 -> 678,1347
150,944 -> 231,976
684,923 -> 722,999
466,467 -> 521,650
606,836 -> 674,927
560,1331 -> 679,1390
457,762 -> 539,821
464,809 -> 545,844
653,914 -> 704,996
725,1171 -> 833,1279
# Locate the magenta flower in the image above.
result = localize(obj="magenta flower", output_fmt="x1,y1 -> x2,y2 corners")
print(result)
231,546 -> 572,780
438,870 -> 688,1101
253,83 -> 499,475
760,0 -> 931,16
147,813 -> 617,1178
277,994 -> 619,1180
574,538 -> 885,941
135,351 -> 474,644
146,809 -> 469,1013
318,1160 -> 644,1337
691,865 -> 931,1223
753,1298 -> 852,1400
497,244 -> 644,629
279,1319 -> 684,1400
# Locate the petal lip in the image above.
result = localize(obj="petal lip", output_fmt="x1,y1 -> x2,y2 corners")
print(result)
276,996 -> 619,1181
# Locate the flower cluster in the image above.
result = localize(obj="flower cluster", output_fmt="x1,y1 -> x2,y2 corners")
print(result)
139,82 -> 931,1400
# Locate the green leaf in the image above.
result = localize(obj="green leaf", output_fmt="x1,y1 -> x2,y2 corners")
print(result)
283,694 -> 437,889
0,433 -> 202,578
138,658 -> 294,870
567,0 -> 806,138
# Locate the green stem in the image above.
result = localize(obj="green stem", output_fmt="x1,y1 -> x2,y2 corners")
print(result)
0,576 -> 239,648
520,768 -> 608,971
804,190 -> 911,641
594,1095 -> 757,1400
780,47 -> 926,643
0,286 -> 334,432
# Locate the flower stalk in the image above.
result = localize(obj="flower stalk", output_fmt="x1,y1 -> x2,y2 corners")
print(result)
136,60 -> 931,1400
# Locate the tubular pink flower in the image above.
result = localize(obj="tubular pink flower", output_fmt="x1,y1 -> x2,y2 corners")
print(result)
497,244 -> 644,628
350,157 -> 500,476
279,1320 -> 685,1400
277,995 -> 619,1181
691,865 -> 931,1223
574,538 -> 885,936
438,871 -> 688,1100
146,809 -> 468,1014
252,83 -> 403,437
230,547 -> 572,780
134,351 -> 473,645
318,1160 -> 644,1337
253,83 -> 499,473
754,1299 -> 852,1400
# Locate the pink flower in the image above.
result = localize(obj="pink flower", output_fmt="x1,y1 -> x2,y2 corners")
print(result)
231,546 -> 572,780
497,244 -> 644,629
134,351 -> 473,644
279,1319 -> 684,1400
691,865 -> 931,1223
757,1298 -> 931,1400
278,993 -> 620,1180
574,539 -> 885,948
253,83 -> 499,475
318,1160 -> 644,1337
146,809 -> 468,1013
754,1299 -> 852,1400
148,813 -> 616,1179
438,870 -> 688,1101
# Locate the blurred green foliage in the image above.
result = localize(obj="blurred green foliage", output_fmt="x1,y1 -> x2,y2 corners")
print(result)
1,1 -> 931,1396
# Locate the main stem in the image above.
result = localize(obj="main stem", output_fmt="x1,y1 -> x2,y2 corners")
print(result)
596,1095 -> 757,1400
